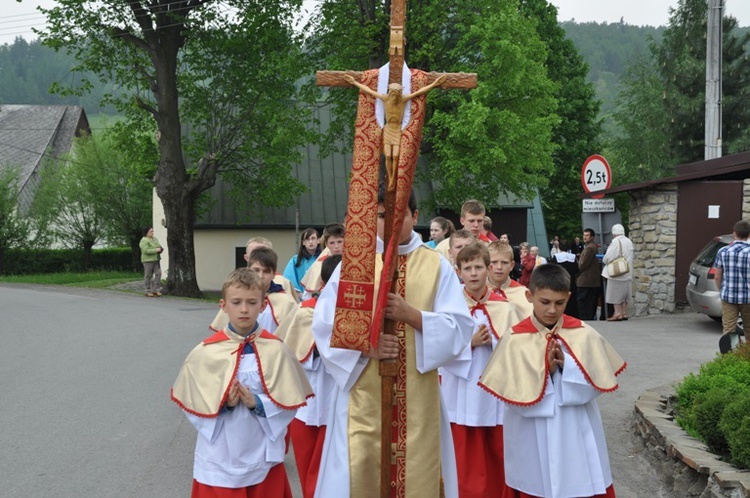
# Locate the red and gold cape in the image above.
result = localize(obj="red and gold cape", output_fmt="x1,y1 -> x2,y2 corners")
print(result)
171,328 -> 313,418
479,315 -> 626,406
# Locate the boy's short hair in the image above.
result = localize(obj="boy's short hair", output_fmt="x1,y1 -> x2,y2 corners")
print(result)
734,220 -> 750,239
461,199 -> 485,217
488,240 -> 514,261
449,229 -> 475,249
247,246 -> 278,273
322,223 -> 346,245
321,254 -> 342,285
246,236 -> 272,251
483,216 -> 493,231
222,267 -> 266,299
377,183 -> 418,214
584,228 -> 595,238
529,264 -> 570,293
456,243 -> 490,269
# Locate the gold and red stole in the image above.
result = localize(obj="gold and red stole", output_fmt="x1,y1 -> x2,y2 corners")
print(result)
465,286 -> 517,341
275,297 -> 317,363
171,328 -> 314,417
331,68 -> 431,353
479,315 -> 626,407
348,246 -> 443,498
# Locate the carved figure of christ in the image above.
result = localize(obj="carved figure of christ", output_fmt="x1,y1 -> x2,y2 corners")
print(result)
343,74 -> 446,190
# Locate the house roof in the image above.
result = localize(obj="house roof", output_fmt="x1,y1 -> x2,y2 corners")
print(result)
0,105 -> 90,212
581,150 -> 750,198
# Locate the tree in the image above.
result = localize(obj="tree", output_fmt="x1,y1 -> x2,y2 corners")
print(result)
70,126 -> 156,270
0,166 -> 31,274
39,0 -> 315,297
306,0 -> 559,210
519,0 -> 603,239
31,155 -> 105,271
611,0 -> 750,175
609,55 -> 673,184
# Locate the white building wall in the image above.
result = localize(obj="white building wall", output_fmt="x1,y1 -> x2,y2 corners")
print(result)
153,189 -> 300,292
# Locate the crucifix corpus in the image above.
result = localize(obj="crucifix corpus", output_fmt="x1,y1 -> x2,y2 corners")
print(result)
316,1 -> 476,497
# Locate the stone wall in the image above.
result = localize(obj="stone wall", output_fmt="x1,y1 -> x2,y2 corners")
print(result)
634,385 -> 750,497
743,179 -> 750,220
628,184 -> 679,317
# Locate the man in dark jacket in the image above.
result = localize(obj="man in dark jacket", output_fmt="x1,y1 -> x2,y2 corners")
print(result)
576,228 -> 600,320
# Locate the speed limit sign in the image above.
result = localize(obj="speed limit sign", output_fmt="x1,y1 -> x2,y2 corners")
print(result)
581,155 -> 612,199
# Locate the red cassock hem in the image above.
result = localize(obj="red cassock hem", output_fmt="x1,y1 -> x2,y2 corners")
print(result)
502,483 -> 616,498
191,463 -> 292,498
289,419 -> 326,498
450,423 -> 507,498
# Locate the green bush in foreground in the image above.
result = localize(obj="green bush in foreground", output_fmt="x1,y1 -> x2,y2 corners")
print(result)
676,342 -> 750,467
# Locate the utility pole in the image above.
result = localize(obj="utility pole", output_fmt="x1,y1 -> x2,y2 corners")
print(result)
705,0 -> 723,160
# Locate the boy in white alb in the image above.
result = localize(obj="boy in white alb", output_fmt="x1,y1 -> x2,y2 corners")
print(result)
210,247 -> 298,334
440,244 -> 521,497
171,268 -> 313,497
244,236 -> 300,302
488,240 -> 533,317
300,223 -> 345,299
479,264 -> 625,498
275,254 -> 341,498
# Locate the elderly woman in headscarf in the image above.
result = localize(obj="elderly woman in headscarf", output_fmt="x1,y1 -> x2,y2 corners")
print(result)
601,223 -> 634,321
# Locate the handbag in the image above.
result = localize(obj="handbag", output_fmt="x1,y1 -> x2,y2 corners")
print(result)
606,238 -> 629,277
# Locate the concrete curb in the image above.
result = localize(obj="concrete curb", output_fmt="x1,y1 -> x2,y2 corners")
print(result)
633,384 -> 750,497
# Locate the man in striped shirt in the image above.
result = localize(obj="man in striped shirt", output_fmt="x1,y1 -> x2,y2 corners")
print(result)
715,219 -> 750,337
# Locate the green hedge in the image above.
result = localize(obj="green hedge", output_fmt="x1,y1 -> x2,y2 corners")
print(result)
3,247 -> 135,275
676,342 -> 750,468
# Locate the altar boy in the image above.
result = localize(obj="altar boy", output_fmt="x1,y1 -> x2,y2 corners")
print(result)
479,264 -> 625,498
440,244 -> 521,497
172,268 -> 313,497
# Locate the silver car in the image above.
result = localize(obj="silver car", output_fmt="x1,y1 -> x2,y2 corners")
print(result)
686,234 -> 733,320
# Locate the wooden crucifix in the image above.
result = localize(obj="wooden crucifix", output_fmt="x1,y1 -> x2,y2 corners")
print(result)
317,1 -> 476,496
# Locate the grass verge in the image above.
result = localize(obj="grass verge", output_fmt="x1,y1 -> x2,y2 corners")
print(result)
0,271 -> 141,288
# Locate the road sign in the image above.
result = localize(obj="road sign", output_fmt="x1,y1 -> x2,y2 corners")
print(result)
583,198 -> 615,212
581,154 -> 612,199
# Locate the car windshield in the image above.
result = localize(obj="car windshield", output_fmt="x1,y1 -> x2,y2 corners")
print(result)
695,239 -> 728,267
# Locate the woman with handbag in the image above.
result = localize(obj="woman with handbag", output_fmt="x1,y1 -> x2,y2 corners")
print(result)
602,223 -> 634,321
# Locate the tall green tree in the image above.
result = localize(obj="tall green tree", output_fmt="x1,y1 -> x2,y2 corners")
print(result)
306,0 -> 559,210
70,127 -> 156,270
612,0 -> 750,176
0,166 -> 31,274
32,155 -> 105,271
609,55 -> 673,183
39,0 -> 315,296
519,0 -> 602,239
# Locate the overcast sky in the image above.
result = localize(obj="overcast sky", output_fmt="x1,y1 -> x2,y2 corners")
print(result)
2,0 -> 749,45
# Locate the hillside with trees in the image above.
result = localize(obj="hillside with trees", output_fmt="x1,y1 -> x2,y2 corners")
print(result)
0,38 -> 118,114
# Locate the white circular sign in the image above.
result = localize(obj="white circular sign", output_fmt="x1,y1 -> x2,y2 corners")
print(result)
581,155 -> 612,199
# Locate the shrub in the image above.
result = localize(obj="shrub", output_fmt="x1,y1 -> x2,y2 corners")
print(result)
3,247 -> 134,275
728,417 -> 750,469
719,395 -> 750,442
675,346 -> 750,468
691,384 -> 748,454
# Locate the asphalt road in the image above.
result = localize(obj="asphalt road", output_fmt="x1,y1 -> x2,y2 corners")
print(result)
0,284 -> 723,497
